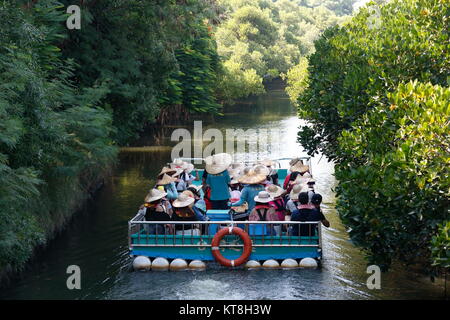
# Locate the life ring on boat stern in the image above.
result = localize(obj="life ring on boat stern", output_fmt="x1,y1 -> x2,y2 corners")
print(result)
211,226 -> 252,267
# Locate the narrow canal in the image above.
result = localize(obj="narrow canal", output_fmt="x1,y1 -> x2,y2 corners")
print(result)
0,82 -> 444,300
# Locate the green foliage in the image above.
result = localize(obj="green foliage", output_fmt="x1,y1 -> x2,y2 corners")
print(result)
283,57 -> 309,106
216,60 -> 265,104
336,81 -> 450,269
298,0 -> 449,159
216,0 -> 356,102
0,0 -> 117,274
297,0 -> 450,270
431,222 -> 450,269
0,0 -> 224,277
61,0 -> 221,144
162,24 -> 221,113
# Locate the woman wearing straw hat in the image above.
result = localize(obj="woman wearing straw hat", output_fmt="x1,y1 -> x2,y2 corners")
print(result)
171,158 -> 196,191
249,191 -> 278,222
142,189 -> 172,235
252,164 -> 272,186
283,159 -> 310,193
230,166 -> 267,214
155,173 -> 178,201
266,184 -> 287,221
259,159 -> 279,186
171,193 -> 206,236
286,184 -> 303,215
183,185 -> 207,215
204,153 -> 232,210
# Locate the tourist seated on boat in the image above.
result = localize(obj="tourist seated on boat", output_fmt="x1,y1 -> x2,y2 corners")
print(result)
283,158 -> 303,187
290,192 -> 329,237
230,166 -> 267,213
204,153 -> 232,209
228,169 -> 242,191
305,178 -> 316,202
260,159 -> 279,186
229,182 -> 242,205
229,176 -> 249,217
142,189 -> 172,235
253,164 -> 271,187
266,184 -> 286,220
171,193 -> 206,236
286,184 -> 302,215
249,191 -> 278,221
183,186 -> 207,215
171,159 -> 196,191
307,178 -> 315,191
283,159 -> 309,193
228,162 -> 244,178
155,167 -> 179,200
182,188 -> 209,234
311,193 -> 330,227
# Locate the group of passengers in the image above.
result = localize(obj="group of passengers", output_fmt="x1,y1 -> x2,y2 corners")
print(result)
140,153 -> 329,236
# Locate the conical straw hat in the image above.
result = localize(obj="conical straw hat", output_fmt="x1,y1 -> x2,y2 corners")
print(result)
290,162 -> 309,173
158,167 -> 177,178
289,158 -> 303,167
181,190 -> 195,198
170,158 -> 188,170
289,184 -> 304,200
144,188 -> 167,203
173,193 -> 195,208
238,168 -> 266,184
204,153 -> 232,174
156,173 -> 177,186
266,184 -> 284,198
253,164 -> 271,177
259,159 -> 275,167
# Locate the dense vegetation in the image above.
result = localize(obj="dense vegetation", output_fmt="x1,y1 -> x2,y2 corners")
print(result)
215,0 -> 355,103
60,0 -> 222,143
296,0 -> 449,271
0,0 -> 222,280
0,0 -> 117,278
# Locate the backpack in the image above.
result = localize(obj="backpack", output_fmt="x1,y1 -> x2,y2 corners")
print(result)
256,208 -> 268,221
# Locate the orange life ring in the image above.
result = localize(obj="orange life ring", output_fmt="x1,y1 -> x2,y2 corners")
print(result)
211,226 -> 252,267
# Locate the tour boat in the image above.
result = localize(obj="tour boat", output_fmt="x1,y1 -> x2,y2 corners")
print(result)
128,157 -> 322,269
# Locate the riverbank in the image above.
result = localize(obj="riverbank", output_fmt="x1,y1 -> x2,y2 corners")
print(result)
0,166 -> 114,288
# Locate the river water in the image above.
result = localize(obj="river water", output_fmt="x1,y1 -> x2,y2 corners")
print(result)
0,82 -> 444,300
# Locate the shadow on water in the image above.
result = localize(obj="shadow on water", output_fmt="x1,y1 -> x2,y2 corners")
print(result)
0,81 -> 445,300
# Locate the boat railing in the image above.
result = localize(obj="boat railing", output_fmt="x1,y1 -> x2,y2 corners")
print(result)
128,212 -> 322,250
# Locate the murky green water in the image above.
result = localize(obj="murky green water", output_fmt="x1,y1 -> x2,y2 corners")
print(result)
0,82 -> 445,300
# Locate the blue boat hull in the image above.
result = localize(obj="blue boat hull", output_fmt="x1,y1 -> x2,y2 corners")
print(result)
130,234 -> 321,261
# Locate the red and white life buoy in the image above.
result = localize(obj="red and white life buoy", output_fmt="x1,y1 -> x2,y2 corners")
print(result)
211,226 -> 252,267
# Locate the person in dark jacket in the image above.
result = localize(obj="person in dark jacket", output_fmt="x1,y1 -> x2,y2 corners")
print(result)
291,192 -> 329,236
141,189 -> 172,234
